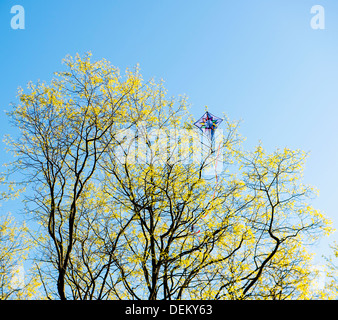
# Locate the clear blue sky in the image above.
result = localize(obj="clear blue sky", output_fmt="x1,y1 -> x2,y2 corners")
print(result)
1,0 -> 338,263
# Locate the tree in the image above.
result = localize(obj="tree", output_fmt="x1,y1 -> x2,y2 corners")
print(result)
6,53 -> 333,299
99,125 -> 333,299
0,177 -> 41,299
6,53 -> 182,299
321,242 -> 338,299
0,213 -> 27,299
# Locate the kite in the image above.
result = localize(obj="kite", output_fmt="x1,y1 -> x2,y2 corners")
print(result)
191,110 -> 223,237
194,111 -> 223,141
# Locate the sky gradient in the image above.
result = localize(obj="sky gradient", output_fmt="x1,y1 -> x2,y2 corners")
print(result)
1,0 -> 338,264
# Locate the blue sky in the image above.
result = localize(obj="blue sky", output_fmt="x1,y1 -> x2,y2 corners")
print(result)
1,0 -> 338,264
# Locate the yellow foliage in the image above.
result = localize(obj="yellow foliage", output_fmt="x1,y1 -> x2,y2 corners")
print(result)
3,53 -> 334,300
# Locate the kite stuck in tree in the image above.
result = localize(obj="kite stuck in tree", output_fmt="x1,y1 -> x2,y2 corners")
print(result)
194,111 -> 223,141
191,110 -> 223,237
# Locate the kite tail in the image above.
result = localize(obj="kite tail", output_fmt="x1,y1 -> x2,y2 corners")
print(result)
192,142 -> 222,236
212,142 -> 222,200
202,141 -> 222,218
